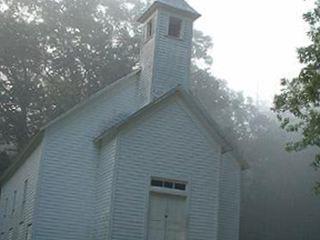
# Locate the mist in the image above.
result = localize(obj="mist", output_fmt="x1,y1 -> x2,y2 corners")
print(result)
0,0 -> 319,239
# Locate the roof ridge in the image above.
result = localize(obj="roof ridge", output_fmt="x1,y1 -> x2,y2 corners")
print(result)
0,69 -> 142,184
155,0 -> 199,14
40,68 -> 141,131
94,86 -> 249,170
137,0 -> 200,22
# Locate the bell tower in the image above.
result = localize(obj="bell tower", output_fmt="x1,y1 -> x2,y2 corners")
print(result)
138,0 -> 200,100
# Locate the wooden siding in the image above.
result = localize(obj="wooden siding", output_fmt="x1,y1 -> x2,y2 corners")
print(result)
111,97 -> 222,240
140,8 -> 194,99
0,142 -> 43,240
152,10 -> 193,93
32,74 -> 147,240
95,138 -> 117,240
218,152 -> 241,240
140,12 -> 157,101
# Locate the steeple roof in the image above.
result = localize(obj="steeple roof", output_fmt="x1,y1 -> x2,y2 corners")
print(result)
156,0 -> 199,15
137,0 -> 201,23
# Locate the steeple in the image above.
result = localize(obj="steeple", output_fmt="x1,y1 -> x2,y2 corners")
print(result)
138,0 -> 200,100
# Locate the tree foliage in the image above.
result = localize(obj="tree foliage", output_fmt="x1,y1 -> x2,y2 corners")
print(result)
2,1 -> 319,238
0,0 -> 142,152
273,1 -> 320,193
0,0 -> 265,178
192,68 -> 269,143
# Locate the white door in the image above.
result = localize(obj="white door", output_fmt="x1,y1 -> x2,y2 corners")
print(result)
148,193 -> 187,240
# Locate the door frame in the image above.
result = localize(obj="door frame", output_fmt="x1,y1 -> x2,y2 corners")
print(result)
144,176 -> 191,240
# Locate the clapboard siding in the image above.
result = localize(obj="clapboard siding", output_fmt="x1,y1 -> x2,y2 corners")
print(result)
32,74 -> 146,240
153,10 -> 193,92
218,152 -> 241,240
0,142 -> 43,239
111,97 -> 221,240
140,8 -> 194,99
140,11 -> 157,101
1,2 -> 242,240
95,138 -> 117,240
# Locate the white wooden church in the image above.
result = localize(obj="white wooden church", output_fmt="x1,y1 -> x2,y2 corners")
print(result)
0,0 -> 247,239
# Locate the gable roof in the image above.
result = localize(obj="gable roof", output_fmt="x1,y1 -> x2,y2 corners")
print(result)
95,86 -> 249,170
137,0 -> 201,23
0,131 -> 44,184
156,0 -> 200,15
40,69 -> 142,131
0,69 -> 248,185
0,69 -> 142,185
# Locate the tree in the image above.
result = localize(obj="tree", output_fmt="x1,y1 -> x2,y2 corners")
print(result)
0,0 -> 221,175
0,0 -> 144,174
273,2 -> 320,193
0,0 -> 271,178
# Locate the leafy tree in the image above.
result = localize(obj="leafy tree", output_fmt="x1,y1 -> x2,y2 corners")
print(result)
0,8 -> 47,150
0,0 -> 144,174
0,0 -> 272,202
273,1 -> 320,193
192,68 -> 269,144
0,0 -> 221,175
0,151 -> 10,173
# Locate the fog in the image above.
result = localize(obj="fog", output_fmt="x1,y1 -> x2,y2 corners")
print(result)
189,0 -> 314,103
0,0 -> 319,239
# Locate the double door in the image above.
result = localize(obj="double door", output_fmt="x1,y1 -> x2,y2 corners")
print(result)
147,193 -> 187,240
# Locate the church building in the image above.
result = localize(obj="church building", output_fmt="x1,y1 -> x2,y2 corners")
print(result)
0,0 -> 247,239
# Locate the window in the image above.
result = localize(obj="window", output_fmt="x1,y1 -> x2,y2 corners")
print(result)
22,180 -> 28,204
151,179 -> 163,187
12,190 -> 17,215
146,18 -> 154,39
168,16 -> 182,38
0,232 -> 4,240
21,180 -> 28,216
174,183 -> 186,191
151,178 -> 186,191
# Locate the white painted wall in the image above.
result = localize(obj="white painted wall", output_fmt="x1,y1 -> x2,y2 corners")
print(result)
0,142 -> 43,240
140,8 -> 194,99
32,73 -> 147,240
218,152 -> 241,240
95,138 -> 117,240
110,97 -> 222,240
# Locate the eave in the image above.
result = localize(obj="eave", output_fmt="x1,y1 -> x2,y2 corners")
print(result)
94,86 -> 249,171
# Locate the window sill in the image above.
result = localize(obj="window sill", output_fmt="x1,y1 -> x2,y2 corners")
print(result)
166,35 -> 184,41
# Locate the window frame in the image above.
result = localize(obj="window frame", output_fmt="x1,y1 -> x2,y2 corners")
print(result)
145,17 -> 155,41
168,16 -> 183,39
12,190 -> 17,215
22,179 -> 28,205
150,177 -> 187,194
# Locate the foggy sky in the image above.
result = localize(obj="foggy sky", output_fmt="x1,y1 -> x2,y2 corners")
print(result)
189,0 -> 314,104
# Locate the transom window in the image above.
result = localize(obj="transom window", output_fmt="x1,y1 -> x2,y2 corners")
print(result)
168,16 -> 182,38
151,178 -> 186,191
